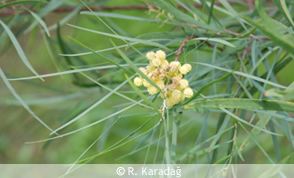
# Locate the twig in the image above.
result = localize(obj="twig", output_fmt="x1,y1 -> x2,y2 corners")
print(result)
175,36 -> 224,61
224,28 -> 269,40
175,36 -> 196,61
0,2 -> 237,16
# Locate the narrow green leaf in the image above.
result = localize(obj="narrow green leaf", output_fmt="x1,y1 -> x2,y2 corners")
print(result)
59,42 -> 139,57
0,67 -> 53,133
79,71 -> 153,109
179,68 -> 236,106
241,1 -> 294,56
268,119 -> 281,162
67,24 -> 170,51
208,0 -> 216,23
195,62 -> 287,89
108,118 -> 154,151
171,109 -> 180,163
65,116 -> 122,174
178,126 -> 234,162
192,37 -> 235,47
0,20 -> 43,81
280,0 -> 294,28
111,40 -> 163,94
80,11 -> 173,24
152,0 -> 197,24
180,140 -> 232,161
0,0 -> 47,9
219,0 -> 247,30
264,84 -> 294,101
239,122 -> 275,163
27,102 -> 142,144
152,0 -> 215,30
25,0 -> 66,33
125,74 -> 160,115
24,9 -> 50,37
239,113 -> 271,154
49,79 -> 129,135
48,5 -> 83,31
163,111 -> 170,164
185,98 -> 294,112
68,37 -> 133,75
75,117 -> 160,164
8,64 -> 147,81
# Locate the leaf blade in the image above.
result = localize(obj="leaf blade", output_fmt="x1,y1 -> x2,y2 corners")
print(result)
0,20 -> 43,81
185,98 -> 294,112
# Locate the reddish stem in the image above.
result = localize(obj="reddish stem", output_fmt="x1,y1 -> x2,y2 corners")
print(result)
175,36 -> 224,61
175,36 -> 196,61
0,2 -> 237,16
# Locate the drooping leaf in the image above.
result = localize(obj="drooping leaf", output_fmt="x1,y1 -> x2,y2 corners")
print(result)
185,98 -> 294,112
0,20 -> 43,81
0,0 -> 47,9
241,0 -> 294,56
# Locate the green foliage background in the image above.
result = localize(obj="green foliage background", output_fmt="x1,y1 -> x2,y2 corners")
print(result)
0,0 -> 294,165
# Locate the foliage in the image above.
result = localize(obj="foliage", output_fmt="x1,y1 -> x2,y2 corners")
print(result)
0,0 -> 294,167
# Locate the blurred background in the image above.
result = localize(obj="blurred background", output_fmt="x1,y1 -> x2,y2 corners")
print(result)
0,0 -> 294,164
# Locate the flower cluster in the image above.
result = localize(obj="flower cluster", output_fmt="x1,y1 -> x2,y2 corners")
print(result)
134,50 -> 193,107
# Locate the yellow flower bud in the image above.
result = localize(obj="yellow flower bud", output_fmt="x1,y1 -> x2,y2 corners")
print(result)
134,77 -> 143,86
159,73 -> 165,79
176,73 -> 183,78
171,89 -> 182,103
167,97 -> 176,107
156,80 -> 165,90
137,50 -> 193,106
151,58 -> 162,67
161,60 -> 169,70
139,67 -> 147,75
183,87 -> 193,98
180,64 -> 192,75
146,65 -> 155,73
146,51 -> 156,60
147,85 -> 159,95
167,90 -> 182,107
143,79 -> 150,87
172,76 -> 181,85
180,94 -> 186,101
179,79 -> 189,90
156,50 -> 166,61
169,61 -> 181,73
168,84 -> 176,90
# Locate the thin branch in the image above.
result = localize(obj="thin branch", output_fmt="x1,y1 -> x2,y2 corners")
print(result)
175,36 -> 224,61
0,2 -> 237,16
224,28 -> 269,40
175,36 -> 196,61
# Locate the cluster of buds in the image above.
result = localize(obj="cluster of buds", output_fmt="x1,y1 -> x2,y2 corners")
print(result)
133,50 -> 193,108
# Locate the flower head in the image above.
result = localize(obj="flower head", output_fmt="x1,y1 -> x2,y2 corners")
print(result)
139,67 -> 147,75
152,58 -> 162,67
146,51 -> 156,60
183,87 -> 193,98
147,85 -> 159,95
143,79 -> 150,87
133,50 -> 194,108
134,77 -> 143,86
169,61 -> 181,73
156,50 -> 166,61
179,79 -> 189,90
180,64 -> 192,75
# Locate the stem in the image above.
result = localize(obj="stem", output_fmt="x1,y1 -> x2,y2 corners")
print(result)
0,2 -> 237,16
175,36 -> 224,61
175,36 -> 196,61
